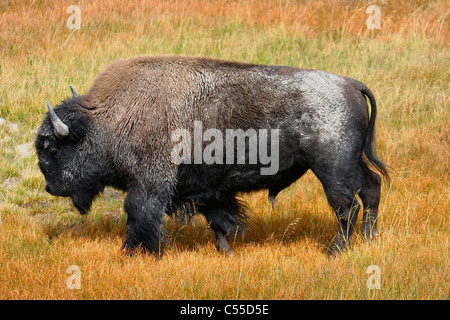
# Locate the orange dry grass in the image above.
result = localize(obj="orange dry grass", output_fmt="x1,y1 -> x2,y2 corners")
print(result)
1,0 -> 448,59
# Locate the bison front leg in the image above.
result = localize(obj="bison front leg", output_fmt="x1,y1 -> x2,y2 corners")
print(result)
122,186 -> 168,256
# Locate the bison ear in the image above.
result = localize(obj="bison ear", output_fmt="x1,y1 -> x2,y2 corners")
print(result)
68,114 -> 89,141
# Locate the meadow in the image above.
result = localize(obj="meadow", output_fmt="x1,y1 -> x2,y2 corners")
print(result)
0,0 -> 448,299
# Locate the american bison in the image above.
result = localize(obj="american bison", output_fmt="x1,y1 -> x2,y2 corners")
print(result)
36,56 -> 389,256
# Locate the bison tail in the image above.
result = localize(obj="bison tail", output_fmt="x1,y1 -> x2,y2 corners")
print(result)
359,83 -> 391,185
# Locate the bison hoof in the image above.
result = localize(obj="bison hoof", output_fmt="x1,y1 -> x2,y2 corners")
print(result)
331,244 -> 345,257
216,233 -> 233,255
362,227 -> 380,241
217,244 -> 233,255
268,195 -> 277,209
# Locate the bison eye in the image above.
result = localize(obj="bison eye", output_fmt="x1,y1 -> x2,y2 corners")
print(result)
50,149 -> 59,157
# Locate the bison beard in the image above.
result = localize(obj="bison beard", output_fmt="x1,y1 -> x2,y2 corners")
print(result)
35,56 -> 389,256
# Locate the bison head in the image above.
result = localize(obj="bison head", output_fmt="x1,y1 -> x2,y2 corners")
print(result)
35,87 -> 101,214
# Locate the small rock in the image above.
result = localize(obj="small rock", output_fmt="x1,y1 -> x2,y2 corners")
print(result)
32,213 -> 52,225
2,177 -> 17,189
16,142 -> 33,157
8,123 -> 18,132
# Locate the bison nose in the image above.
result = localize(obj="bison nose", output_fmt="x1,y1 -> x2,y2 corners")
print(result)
45,183 -> 51,194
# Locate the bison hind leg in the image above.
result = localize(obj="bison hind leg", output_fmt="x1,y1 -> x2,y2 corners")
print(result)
312,163 -> 364,255
359,162 -> 382,240
197,195 -> 246,255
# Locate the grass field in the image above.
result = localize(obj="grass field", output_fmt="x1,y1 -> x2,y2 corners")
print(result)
0,0 -> 448,299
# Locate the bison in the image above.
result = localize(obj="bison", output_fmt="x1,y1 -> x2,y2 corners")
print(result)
35,56 -> 389,256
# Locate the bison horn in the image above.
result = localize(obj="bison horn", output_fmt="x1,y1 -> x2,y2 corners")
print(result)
69,85 -> 78,97
47,101 -> 69,139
